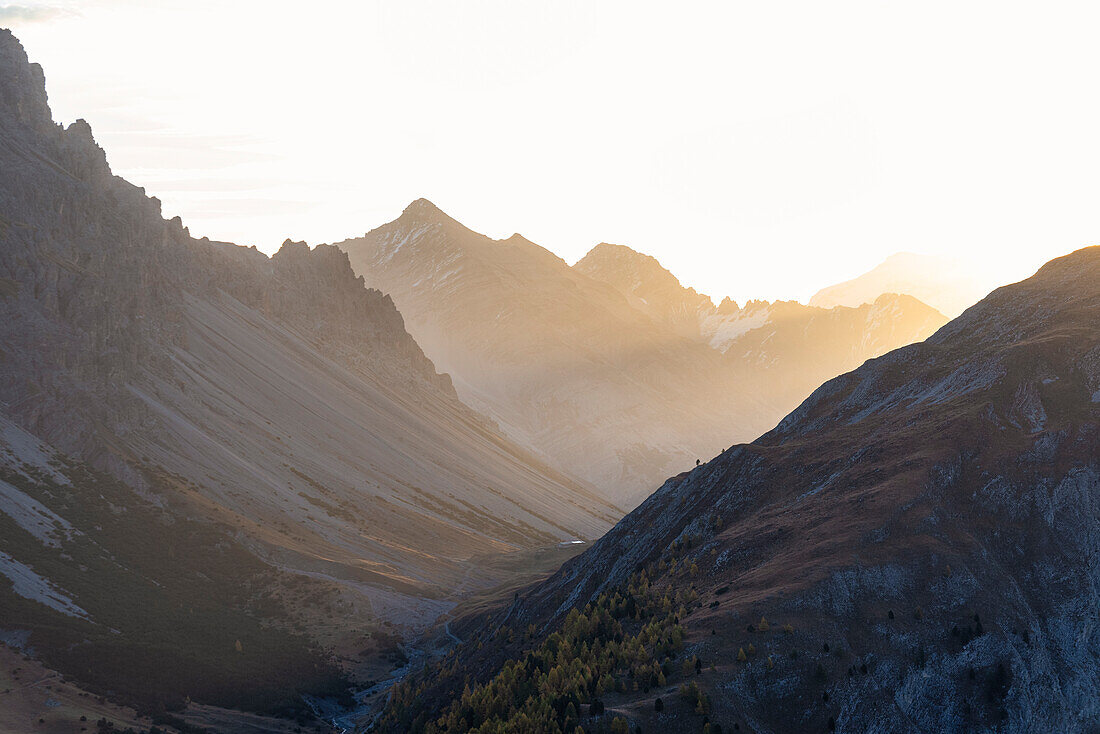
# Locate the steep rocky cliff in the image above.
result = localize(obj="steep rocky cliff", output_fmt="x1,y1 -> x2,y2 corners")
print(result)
383,246 -> 1100,733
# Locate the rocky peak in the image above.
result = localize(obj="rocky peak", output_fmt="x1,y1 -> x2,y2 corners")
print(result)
274,238 -> 310,257
575,242 -> 705,302
503,233 -> 535,247
399,197 -> 453,225
717,295 -> 740,315
272,239 -> 357,284
0,33 -> 115,189
0,29 -> 54,136
575,242 -> 716,337
747,298 -> 771,309
577,242 -> 671,282
59,118 -> 112,182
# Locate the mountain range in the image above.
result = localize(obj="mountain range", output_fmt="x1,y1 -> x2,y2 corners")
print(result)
336,213 -> 947,505
0,24 -> 1071,734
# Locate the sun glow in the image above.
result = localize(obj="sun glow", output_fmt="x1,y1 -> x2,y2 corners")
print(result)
7,0 -> 1100,304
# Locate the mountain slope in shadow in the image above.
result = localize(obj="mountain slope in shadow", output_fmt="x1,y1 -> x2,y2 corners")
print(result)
0,28 -> 620,714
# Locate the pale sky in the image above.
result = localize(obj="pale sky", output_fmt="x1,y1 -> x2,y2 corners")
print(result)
5,1 -> 1099,304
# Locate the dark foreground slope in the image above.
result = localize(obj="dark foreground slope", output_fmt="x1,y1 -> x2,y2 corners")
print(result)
0,28 -> 617,719
381,246 -> 1100,733
0,415 -> 348,721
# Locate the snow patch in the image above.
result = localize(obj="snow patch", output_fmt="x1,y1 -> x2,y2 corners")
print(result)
701,308 -> 771,352
0,479 -> 77,547
0,552 -> 90,620
379,224 -> 433,264
0,416 -> 69,485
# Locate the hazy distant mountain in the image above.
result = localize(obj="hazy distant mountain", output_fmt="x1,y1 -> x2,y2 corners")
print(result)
0,29 -> 618,714
339,215 -> 948,506
579,241 -> 947,351
577,242 -> 949,448
810,251 -> 989,318
383,245 -> 1100,733
574,242 -> 715,340
714,295 -> 949,417
336,203 -> 761,504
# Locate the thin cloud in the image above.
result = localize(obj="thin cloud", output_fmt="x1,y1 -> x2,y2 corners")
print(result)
0,5 -> 75,24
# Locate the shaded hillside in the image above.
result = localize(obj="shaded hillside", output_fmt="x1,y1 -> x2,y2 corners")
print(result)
382,246 -> 1100,733
336,202 -> 765,504
0,414 -> 347,718
0,25 -> 619,697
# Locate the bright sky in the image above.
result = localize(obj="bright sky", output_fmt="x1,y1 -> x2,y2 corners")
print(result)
5,1 -> 1099,304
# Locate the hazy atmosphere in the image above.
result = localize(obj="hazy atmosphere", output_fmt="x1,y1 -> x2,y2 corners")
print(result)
7,0 -> 1099,302
3,4 -> 1100,733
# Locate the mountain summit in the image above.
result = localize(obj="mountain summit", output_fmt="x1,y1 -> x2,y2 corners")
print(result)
575,242 -> 716,339
401,196 -> 453,222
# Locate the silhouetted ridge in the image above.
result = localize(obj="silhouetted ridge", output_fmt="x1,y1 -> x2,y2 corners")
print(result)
0,29 -> 52,133
717,295 -> 740,314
